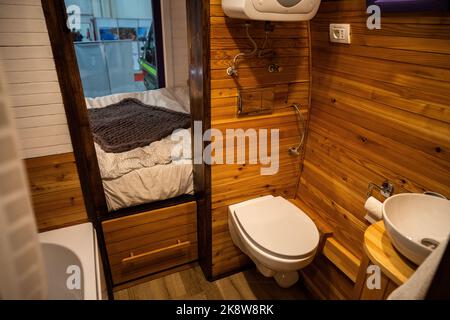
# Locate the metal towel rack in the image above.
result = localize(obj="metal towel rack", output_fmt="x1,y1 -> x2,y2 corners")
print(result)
367,181 -> 394,199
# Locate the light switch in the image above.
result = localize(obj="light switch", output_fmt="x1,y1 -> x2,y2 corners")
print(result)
329,24 -> 351,44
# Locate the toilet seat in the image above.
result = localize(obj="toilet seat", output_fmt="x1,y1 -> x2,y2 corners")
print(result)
230,196 -> 319,260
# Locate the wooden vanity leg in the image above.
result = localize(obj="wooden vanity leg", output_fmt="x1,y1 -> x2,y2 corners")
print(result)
353,255 -> 397,300
353,254 -> 370,299
359,270 -> 390,300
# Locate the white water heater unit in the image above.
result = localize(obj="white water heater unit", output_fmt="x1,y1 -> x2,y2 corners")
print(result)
222,0 -> 322,21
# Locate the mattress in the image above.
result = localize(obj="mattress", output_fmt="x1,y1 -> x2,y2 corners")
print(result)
86,87 -> 194,212
102,160 -> 194,212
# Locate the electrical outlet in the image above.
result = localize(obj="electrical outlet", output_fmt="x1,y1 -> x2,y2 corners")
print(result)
329,24 -> 351,44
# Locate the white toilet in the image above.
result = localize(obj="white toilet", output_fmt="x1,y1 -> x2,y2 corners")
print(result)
228,195 -> 319,288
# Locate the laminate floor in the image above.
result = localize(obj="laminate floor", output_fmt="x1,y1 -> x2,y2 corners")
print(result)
114,266 -> 311,300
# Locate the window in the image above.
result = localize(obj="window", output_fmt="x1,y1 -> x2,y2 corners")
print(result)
65,0 -> 164,98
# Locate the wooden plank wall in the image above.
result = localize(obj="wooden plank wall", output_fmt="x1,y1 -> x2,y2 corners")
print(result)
209,0 -> 311,278
24,153 -> 88,232
298,0 -> 450,298
0,0 -> 73,159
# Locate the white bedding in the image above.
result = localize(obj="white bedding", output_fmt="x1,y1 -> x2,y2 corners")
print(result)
86,87 -> 194,212
102,161 -> 194,212
95,134 -> 183,180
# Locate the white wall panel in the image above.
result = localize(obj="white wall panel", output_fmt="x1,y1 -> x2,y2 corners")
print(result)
0,2 -> 73,159
161,0 -> 188,88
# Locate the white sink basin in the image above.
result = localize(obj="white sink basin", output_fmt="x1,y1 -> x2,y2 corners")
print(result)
383,193 -> 450,265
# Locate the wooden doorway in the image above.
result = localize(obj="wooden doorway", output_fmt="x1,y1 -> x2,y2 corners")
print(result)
41,0 -> 212,297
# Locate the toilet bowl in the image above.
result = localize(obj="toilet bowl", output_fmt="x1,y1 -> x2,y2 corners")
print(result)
228,195 -> 319,288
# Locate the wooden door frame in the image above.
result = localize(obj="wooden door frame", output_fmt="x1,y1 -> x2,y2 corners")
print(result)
41,0 -> 108,224
41,0 -> 213,296
186,0 -> 212,281
41,0 -> 113,298
151,0 -> 166,88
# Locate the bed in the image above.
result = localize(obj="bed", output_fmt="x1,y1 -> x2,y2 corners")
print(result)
85,86 -> 194,212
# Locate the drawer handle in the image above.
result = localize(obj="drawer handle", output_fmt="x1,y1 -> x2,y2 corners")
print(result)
121,240 -> 191,265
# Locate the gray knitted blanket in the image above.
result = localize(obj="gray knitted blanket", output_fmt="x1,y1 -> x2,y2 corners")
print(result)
88,98 -> 191,153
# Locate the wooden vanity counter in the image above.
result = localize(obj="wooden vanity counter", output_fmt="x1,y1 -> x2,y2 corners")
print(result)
363,221 -> 417,286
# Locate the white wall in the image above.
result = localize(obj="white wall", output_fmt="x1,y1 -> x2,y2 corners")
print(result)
0,0 -> 73,159
161,0 -> 189,88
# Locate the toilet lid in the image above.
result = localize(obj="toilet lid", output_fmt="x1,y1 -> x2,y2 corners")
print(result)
233,196 -> 319,259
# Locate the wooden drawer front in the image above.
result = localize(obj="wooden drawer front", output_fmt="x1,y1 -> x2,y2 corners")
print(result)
103,202 -> 198,285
